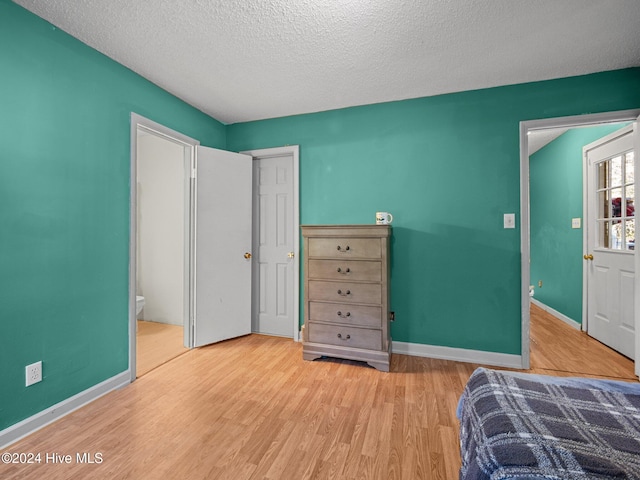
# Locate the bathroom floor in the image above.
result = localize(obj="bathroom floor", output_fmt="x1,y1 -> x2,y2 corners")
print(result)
136,320 -> 189,377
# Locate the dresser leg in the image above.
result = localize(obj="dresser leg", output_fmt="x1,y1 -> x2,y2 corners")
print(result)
303,352 -> 323,362
367,361 -> 390,372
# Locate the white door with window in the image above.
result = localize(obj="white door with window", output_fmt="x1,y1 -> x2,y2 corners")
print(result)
193,146 -> 253,346
244,146 -> 299,338
585,124 -> 636,359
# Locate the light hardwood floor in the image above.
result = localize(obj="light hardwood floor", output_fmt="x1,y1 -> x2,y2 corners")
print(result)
2,306 -> 636,480
529,303 -> 635,380
137,320 -> 189,377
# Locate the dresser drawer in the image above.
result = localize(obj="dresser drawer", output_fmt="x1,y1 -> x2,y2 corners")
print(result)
308,280 -> 381,305
308,259 -> 381,282
309,302 -> 381,328
307,323 -> 381,350
308,237 -> 381,259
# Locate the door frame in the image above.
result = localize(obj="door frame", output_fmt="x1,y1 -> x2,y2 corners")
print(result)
519,108 -> 640,374
129,113 -> 199,382
241,146 -> 301,340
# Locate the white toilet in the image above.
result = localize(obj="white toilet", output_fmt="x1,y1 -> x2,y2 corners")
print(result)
136,295 -> 145,319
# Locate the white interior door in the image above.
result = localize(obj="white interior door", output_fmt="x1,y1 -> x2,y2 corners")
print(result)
250,150 -> 297,337
585,124 -> 636,359
194,146 -> 252,347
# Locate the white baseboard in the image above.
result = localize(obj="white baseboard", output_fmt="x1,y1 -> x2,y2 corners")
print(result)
139,318 -> 183,327
0,371 -> 130,449
530,298 -> 581,330
392,341 -> 523,369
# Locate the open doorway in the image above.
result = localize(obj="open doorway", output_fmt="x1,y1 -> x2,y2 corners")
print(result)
527,122 -> 632,376
520,109 -> 640,377
135,127 -> 190,376
129,114 -> 199,380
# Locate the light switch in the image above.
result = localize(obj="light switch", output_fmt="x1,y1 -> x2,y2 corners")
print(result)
572,218 -> 581,229
504,213 -> 516,229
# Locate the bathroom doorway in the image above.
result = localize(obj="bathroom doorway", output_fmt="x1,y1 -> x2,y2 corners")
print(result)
132,117 -> 194,377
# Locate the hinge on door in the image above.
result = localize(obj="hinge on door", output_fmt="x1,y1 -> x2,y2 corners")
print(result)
191,167 -> 196,179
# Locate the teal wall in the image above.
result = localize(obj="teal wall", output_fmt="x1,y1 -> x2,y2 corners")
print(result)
530,124 -> 629,323
228,68 -> 640,355
0,0 -> 225,431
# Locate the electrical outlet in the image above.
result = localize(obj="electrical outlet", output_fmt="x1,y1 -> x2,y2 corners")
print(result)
25,361 -> 42,387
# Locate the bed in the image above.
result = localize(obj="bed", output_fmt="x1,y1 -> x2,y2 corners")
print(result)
457,367 -> 640,479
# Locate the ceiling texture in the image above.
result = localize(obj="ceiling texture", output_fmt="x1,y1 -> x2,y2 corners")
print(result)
14,0 -> 640,125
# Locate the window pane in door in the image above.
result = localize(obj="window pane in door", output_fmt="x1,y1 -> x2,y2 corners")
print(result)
625,152 -> 634,184
612,222 -> 624,249
598,191 -> 610,219
612,187 -> 623,218
611,155 -> 623,187
597,162 -> 608,189
598,220 -> 610,248
627,219 -> 635,250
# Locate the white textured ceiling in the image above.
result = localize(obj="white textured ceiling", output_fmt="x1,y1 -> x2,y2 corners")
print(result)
14,0 -> 640,124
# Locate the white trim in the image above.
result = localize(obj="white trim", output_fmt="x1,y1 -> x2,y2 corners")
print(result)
635,117 -> 640,377
520,109 -> 640,376
582,146 -> 589,330
240,146 -> 301,341
530,298 -> 581,330
584,124 -> 634,163
520,123 -> 531,369
129,113 -> 199,382
0,372 -> 130,449
392,341 -> 522,369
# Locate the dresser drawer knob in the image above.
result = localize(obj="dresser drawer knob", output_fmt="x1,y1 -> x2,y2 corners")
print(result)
337,311 -> 351,318
337,289 -> 351,296
336,267 -> 351,274
336,245 -> 350,252
337,333 -> 351,340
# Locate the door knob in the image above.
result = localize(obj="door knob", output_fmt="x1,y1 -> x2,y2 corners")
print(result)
244,252 -> 252,259
583,254 -> 594,260
287,252 -> 295,258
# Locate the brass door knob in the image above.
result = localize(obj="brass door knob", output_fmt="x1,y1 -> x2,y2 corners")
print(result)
287,252 -> 295,258
583,254 -> 594,260
244,252 -> 252,259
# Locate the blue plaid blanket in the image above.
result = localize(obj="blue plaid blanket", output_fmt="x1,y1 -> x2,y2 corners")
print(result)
457,368 -> 640,479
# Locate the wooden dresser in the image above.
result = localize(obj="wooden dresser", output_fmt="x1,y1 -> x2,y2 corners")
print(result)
301,225 -> 391,372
